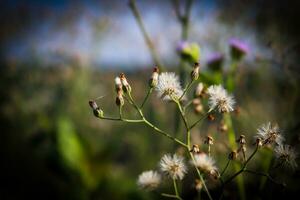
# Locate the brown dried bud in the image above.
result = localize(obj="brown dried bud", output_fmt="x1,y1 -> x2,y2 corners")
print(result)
149,66 -> 159,88
89,100 -> 98,110
119,73 -> 131,93
204,136 -> 214,145
255,138 -> 263,147
192,98 -> 201,106
218,121 -> 228,132
228,150 -> 237,160
88,100 -> 103,117
208,114 -> 215,121
194,83 -> 205,98
194,104 -> 203,114
195,179 -> 203,191
190,144 -> 201,154
191,62 -> 200,81
236,135 -> 246,145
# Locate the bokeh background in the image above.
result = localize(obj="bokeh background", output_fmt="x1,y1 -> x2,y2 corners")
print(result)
1,0 -> 300,199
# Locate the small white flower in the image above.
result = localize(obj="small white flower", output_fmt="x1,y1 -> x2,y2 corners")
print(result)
156,72 -> 184,101
159,154 -> 187,180
274,145 -> 298,170
207,85 -> 235,113
256,122 -> 284,145
137,170 -> 161,190
192,153 -> 218,174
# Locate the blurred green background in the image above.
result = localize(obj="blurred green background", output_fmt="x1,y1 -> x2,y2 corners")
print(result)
1,0 -> 300,199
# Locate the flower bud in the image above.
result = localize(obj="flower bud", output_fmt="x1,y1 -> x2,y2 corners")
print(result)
208,114 -> 215,121
88,100 -> 104,117
218,121 -> 228,132
190,144 -> 200,154
194,179 -> 203,191
236,135 -> 246,145
255,138 -> 263,147
149,67 -> 159,88
115,77 -> 122,92
120,73 -> 131,93
194,83 -> 204,97
191,62 -> 200,81
204,136 -> 214,145
115,87 -> 124,106
228,150 -> 237,160
192,98 -> 201,106
194,104 -> 203,114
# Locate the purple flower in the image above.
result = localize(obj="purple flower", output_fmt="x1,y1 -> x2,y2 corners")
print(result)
206,52 -> 224,71
229,38 -> 249,60
176,41 -> 189,53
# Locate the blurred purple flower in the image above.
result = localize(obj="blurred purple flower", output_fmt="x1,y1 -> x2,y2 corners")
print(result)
229,38 -> 249,60
206,52 -> 224,71
176,41 -> 189,53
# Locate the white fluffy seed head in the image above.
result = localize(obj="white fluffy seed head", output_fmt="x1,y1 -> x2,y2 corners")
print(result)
256,122 -> 284,146
207,85 -> 235,113
137,170 -> 161,190
159,154 -> 187,180
192,153 -> 218,174
156,72 -> 184,101
274,145 -> 298,170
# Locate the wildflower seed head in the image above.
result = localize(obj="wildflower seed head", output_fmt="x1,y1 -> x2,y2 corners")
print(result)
159,154 -> 187,180
137,170 -> 161,191
228,150 -> 237,160
192,153 -> 218,174
191,62 -> 200,81
156,72 -> 184,101
190,144 -> 201,154
149,66 -> 159,88
204,136 -> 214,145
119,73 -> 131,93
195,83 -> 205,97
274,145 -> 298,170
207,85 -> 235,113
256,122 -> 284,146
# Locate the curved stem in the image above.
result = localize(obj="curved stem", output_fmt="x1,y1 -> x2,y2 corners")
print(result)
189,111 -> 210,130
179,80 -> 194,100
141,87 -> 153,108
128,0 -> 164,70
173,179 -> 182,199
224,146 -> 259,185
220,159 -> 231,177
190,152 -> 213,200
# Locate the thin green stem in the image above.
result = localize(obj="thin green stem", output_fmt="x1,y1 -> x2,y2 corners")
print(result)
179,80 -> 194,100
190,152 -> 213,200
141,87 -> 153,108
220,160 -> 231,177
243,169 -> 282,186
189,111 -> 210,130
175,100 -> 191,148
128,0 -> 164,70
161,193 -> 181,200
224,146 -> 259,185
173,179 -> 182,200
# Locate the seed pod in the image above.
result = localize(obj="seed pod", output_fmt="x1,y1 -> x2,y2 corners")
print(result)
120,73 -> 131,93
149,67 -> 159,88
191,62 -> 200,81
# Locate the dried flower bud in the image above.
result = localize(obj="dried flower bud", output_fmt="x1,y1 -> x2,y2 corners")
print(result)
89,100 -> 98,110
120,73 -> 131,93
115,77 -> 122,91
255,138 -> 263,147
149,67 -> 159,88
204,136 -> 214,145
209,169 -> 220,179
88,100 -> 104,117
191,62 -> 200,81
192,98 -> 201,106
236,135 -> 246,145
228,150 -> 237,160
208,114 -> 215,121
190,144 -> 201,154
218,121 -> 228,132
194,179 -> 203,191
194,83 -> 205,97
115,87 -> 124,106
194,104 -> 203,114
